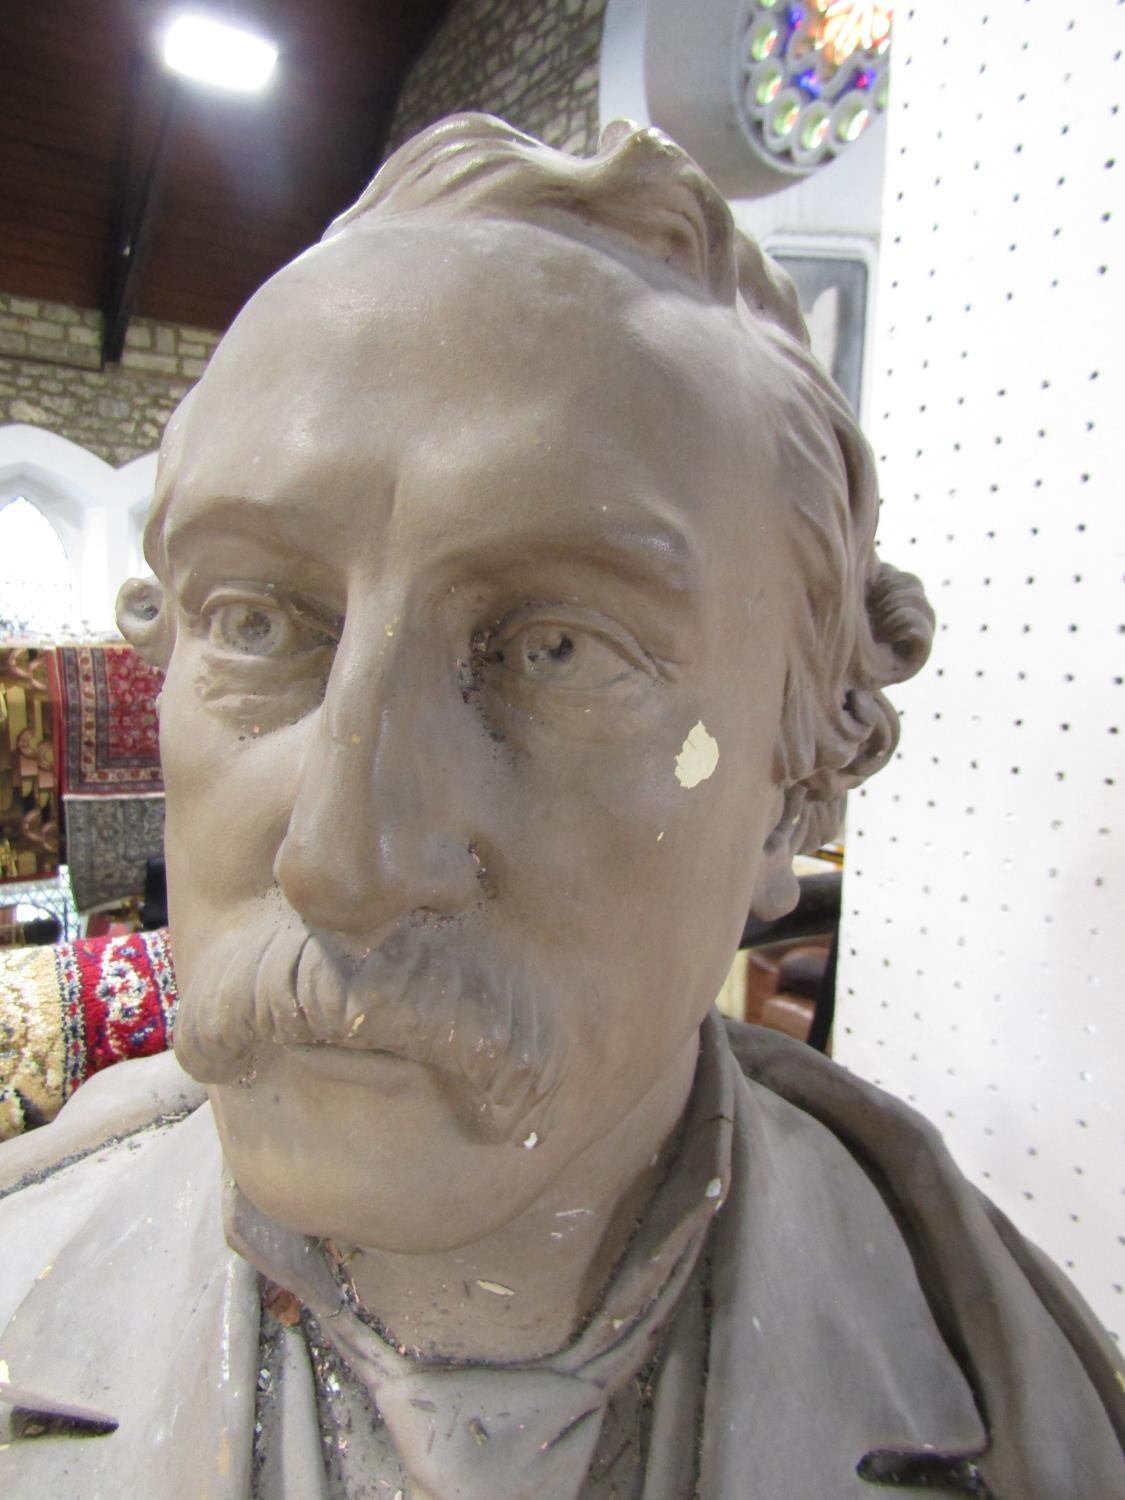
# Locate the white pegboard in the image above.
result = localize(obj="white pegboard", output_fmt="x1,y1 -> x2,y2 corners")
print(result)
836,1 -> 1124,1339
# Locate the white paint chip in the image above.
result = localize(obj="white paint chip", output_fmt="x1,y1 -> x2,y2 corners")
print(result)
522,1131 -> 539,1150
675,721 -> 719,789
705,1177 -> 723,1199
476,1279 -> 515,1297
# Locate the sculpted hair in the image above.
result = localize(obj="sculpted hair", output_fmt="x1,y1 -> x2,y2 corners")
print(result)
323,113 -> 934,852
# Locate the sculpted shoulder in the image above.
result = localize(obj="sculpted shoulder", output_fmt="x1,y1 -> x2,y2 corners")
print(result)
0,1048 -> 206,1194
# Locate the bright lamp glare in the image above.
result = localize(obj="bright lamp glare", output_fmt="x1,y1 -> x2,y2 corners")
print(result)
162,13 -> 278,93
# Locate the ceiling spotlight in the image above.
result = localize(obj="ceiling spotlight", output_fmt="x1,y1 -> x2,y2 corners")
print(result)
161,12 -> 278,93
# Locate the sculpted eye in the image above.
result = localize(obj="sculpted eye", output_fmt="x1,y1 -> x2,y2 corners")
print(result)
485,619 -> 639,690
205,599 -> 334,658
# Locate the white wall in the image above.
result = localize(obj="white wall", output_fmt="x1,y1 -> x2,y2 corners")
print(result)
836,1 -> 1124,1339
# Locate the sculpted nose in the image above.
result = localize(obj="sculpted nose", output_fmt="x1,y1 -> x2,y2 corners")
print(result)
274,653 -> 480,938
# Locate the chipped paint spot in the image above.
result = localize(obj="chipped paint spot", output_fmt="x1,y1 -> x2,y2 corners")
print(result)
36,1261 -> 53,1281
0,1358 -> 9,1383
522,1131 -> 539,1149
656,830 -> 664,842
348,1012 -> 365,1036
705,1177 -> 723,1199
476,1279 -> 515,1297
675,721 -> 719,788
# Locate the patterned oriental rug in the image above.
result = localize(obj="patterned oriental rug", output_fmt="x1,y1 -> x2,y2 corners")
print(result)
54,644 -> 164,798
52,645 -> 166,910
63,796 -> 166,913
0,927 -> 177,1140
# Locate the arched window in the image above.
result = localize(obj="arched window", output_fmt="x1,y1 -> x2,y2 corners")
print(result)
0,425 -> 159,633
0,495 -> 80,638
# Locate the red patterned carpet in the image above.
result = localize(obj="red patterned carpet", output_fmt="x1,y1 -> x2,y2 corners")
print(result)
0,927 -> 177,1138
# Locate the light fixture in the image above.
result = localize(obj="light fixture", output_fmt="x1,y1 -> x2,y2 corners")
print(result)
161,11 -> 278,93
736,0 -> 892,178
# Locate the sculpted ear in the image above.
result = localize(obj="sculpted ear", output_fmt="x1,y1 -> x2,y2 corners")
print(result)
748,563 -> 935,924
116,575 -> 174,671
749,785 -> 804,922
863,563 -> 934,687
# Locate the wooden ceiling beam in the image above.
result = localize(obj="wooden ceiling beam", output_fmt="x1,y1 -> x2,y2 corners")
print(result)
100,48 -> 178,366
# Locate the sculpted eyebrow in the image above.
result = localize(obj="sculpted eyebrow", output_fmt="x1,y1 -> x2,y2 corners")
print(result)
585,537 -> 702,600
165,497 -> 698,603
607,523 -> 696,594
436,523 -> 698,600
163,500 -> 347,613
165,498 -> 314,570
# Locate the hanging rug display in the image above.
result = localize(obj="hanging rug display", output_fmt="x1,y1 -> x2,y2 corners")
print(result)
54,644 -> 164,798
0,645 -> 60,886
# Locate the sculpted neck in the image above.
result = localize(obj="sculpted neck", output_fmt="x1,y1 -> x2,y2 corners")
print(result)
344,1033 -> 699,1365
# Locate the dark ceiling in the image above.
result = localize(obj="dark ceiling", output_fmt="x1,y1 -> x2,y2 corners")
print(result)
1,0 -> 450,345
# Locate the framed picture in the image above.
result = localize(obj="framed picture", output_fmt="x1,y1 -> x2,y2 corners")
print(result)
767,239 -> 874,418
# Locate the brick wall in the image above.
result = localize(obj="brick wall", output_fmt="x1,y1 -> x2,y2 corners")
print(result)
387,0 -> 607,158
0,293 -> 220,467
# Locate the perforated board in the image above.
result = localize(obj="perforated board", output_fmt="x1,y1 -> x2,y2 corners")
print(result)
835,1 -> 1124,1338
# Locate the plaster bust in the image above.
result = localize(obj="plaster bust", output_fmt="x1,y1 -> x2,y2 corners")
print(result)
129,109 -> 927,1353
1,116 -> 1121,1498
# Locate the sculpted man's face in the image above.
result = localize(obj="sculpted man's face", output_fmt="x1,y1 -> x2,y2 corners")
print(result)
155,216 -> 792,1251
